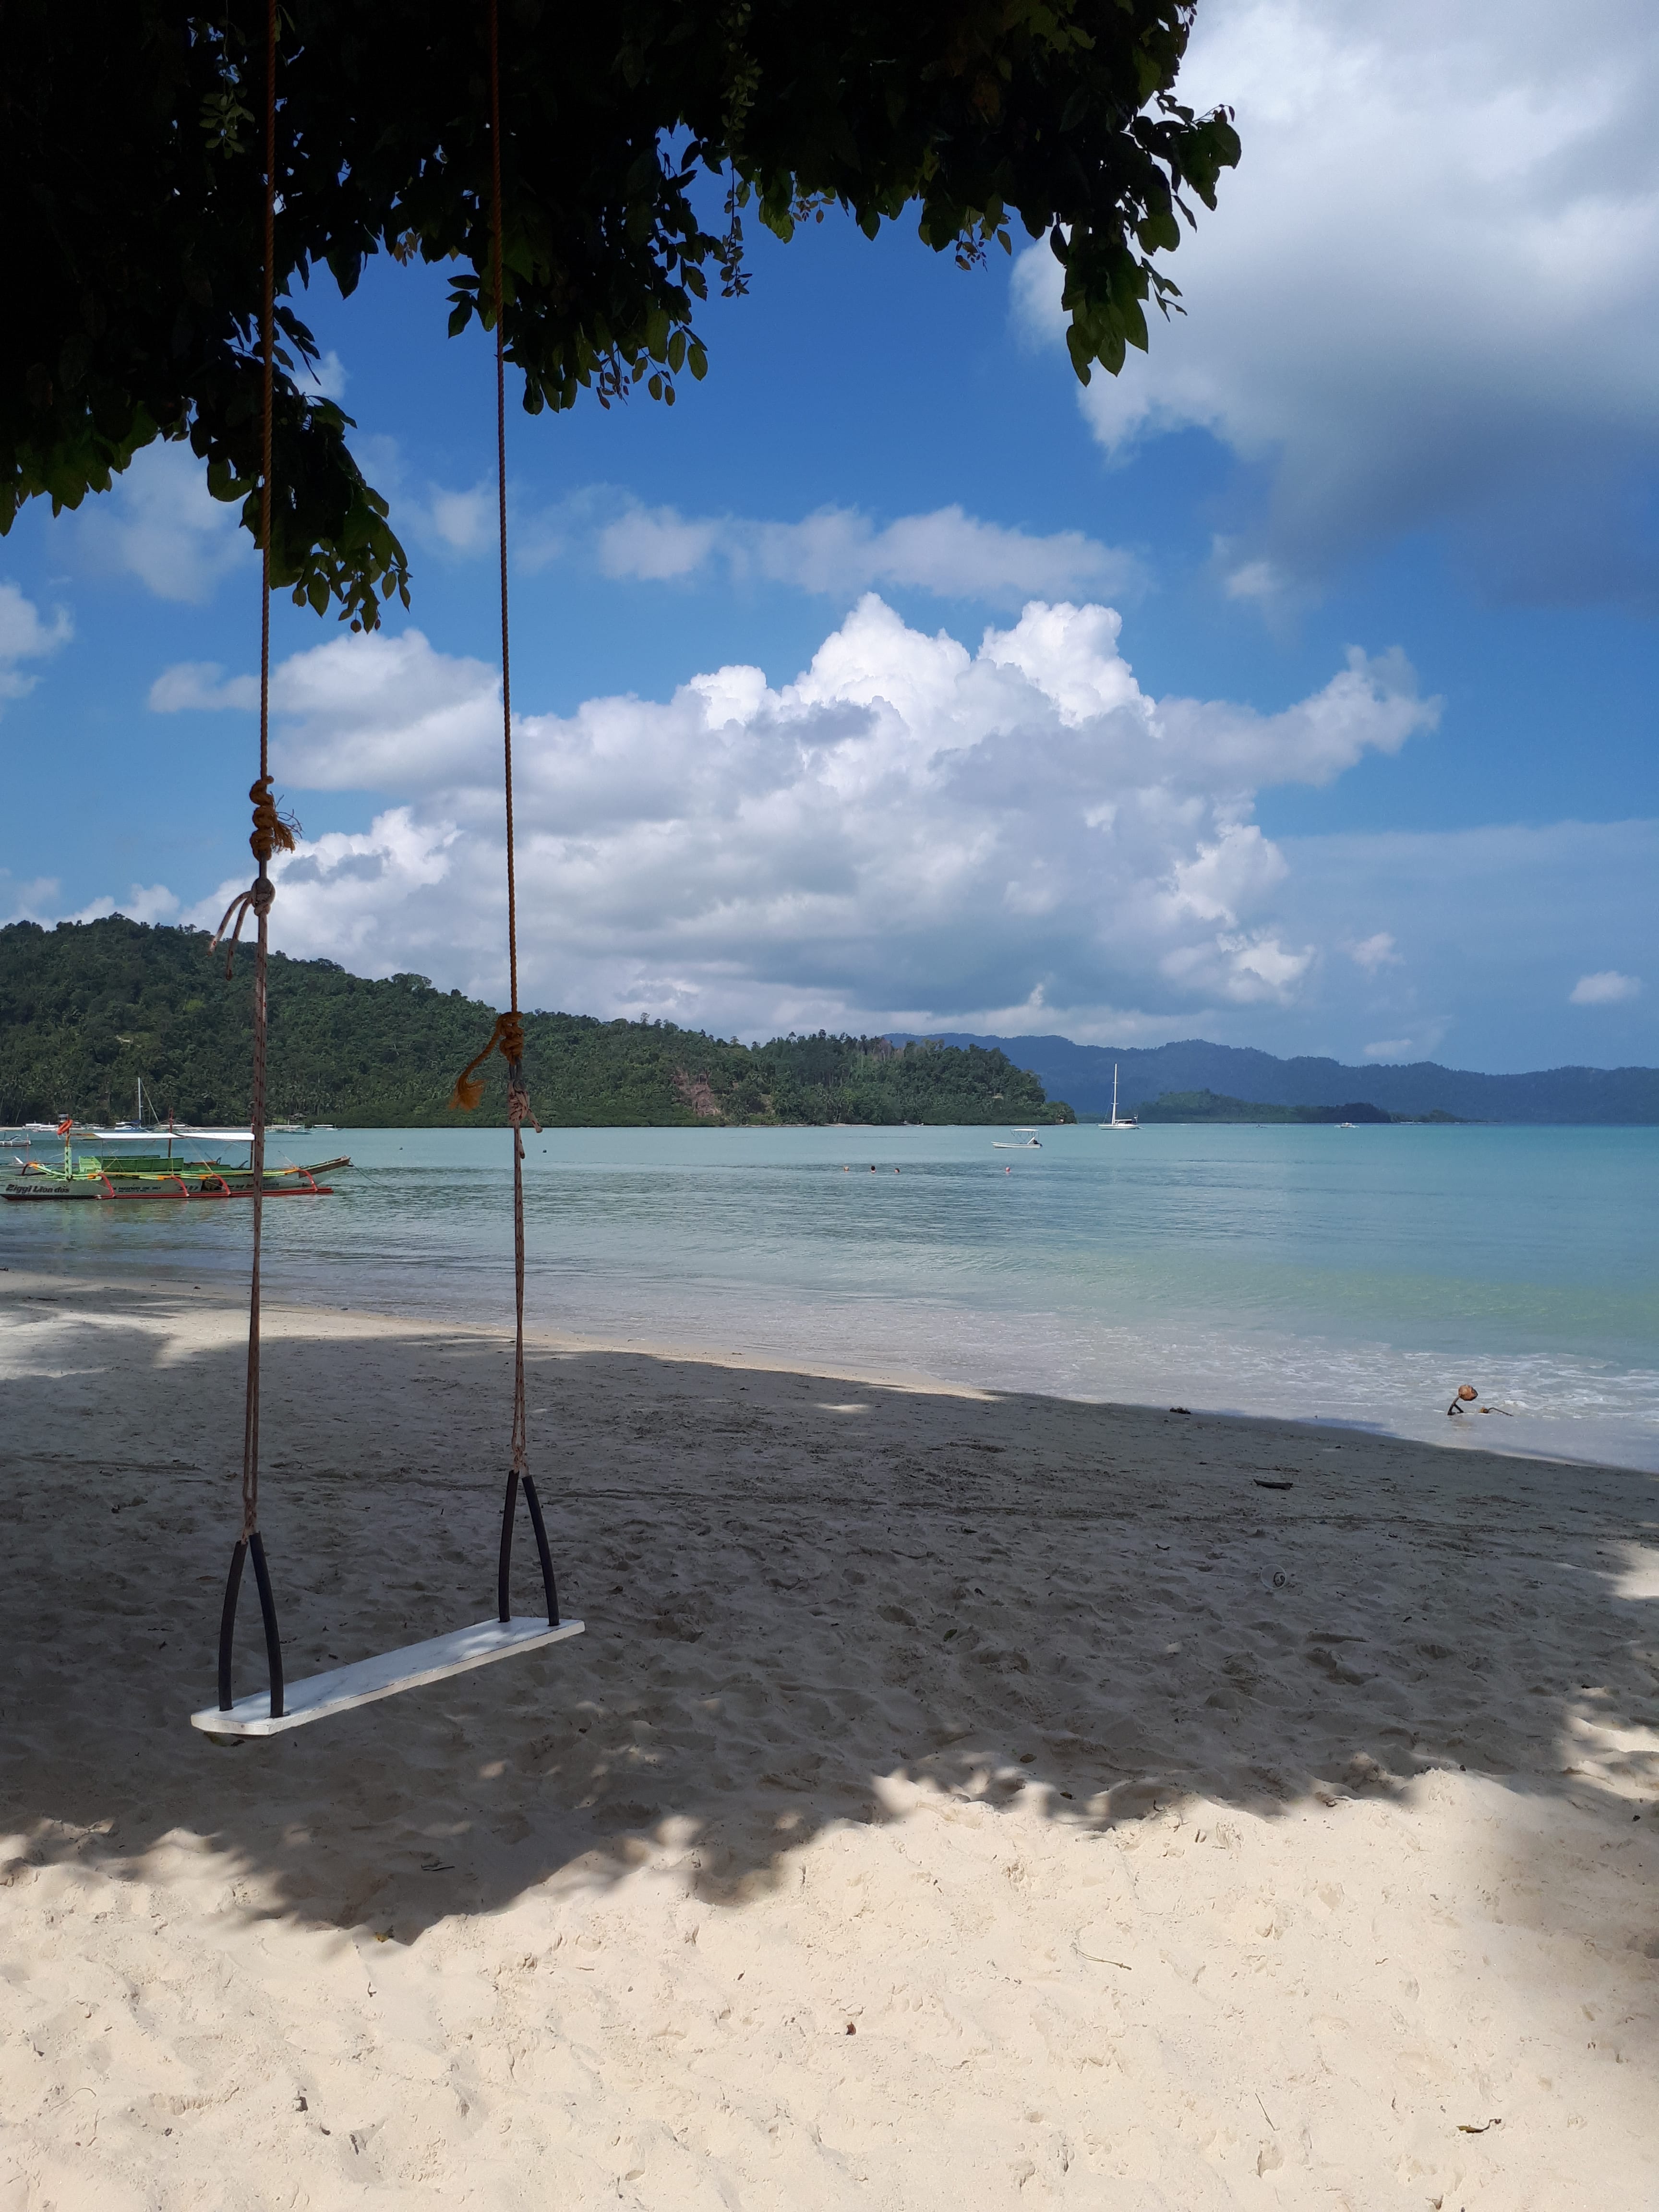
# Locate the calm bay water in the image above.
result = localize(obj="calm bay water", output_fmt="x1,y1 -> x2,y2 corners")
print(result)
7,1122 -> 1658,1470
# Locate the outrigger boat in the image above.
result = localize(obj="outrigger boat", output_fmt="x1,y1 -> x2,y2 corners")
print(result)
4,1113 -> 349,1202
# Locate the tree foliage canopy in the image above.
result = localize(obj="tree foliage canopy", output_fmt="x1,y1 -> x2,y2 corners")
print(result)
4,2 -> 1237,626
1135,1089 -> 1405,1125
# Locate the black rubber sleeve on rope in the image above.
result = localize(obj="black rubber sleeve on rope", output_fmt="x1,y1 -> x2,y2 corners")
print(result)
216,1531 -> 286,1718
496,1470 -> 518,1623
497,1470 -> 560,1626
523,1474 -> 560,1625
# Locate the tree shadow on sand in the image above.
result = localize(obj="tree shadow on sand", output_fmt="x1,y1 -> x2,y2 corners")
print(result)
3,1291 -> 1658,1967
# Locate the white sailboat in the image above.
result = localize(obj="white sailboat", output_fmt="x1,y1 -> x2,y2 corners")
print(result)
1099,1063 -> 1138,1130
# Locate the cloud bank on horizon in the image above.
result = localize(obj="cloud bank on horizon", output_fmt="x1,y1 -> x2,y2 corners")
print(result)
1014,0 -> 1659,608
102,589 -> 1646,1069
6,579 -> 1651,1073
125,591 -> 1449,1044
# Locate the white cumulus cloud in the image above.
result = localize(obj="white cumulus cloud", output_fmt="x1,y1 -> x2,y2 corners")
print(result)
520,490 -> 1135,608
180,594 -> 1434,1038
1571,969 -> 1642,1005
0,582 -> 72,712
75,440 -> 251,603
1348,932 -> 1400,973
709,504 -> 1128,606
148,661 -> 260,713
308,349 -> 349,401
69,884 -> 182,926
0,871 -> 63,924
358,455 -> 1122,609
596,506 -> 723,582
423,484 -> 495,556
154,629 -> 500,790
1014,0 -> 1659,605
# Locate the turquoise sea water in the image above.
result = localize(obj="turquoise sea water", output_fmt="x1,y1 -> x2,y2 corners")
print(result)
7,1122 -> 1658,1471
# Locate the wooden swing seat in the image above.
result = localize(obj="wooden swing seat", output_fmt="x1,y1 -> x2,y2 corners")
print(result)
191,1614 -> 585,1737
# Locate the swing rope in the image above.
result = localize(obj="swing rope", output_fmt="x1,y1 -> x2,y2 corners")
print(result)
475,0 -> 555,1613
488,0 -> 542,1489
243,0 -> 280,1550
209,0 -> 286,1719
451,0 -> 546,1528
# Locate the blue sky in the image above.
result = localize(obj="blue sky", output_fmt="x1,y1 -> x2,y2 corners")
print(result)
3,0 -> 1656,1072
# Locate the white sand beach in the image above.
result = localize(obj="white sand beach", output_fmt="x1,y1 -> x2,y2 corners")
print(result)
2,1265 -> 1657,2210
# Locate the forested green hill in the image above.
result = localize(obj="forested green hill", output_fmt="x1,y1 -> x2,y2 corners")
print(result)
0,918 -> 1071,1129
1134,1089 -> 1455,1124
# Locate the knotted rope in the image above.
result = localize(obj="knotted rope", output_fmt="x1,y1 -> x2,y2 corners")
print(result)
249,773 -> 298,864
210,779 -> 297,975
448,1009 -> 525,1111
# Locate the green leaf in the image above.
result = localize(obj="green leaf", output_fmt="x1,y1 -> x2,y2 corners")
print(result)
1137,209 -> 1180,254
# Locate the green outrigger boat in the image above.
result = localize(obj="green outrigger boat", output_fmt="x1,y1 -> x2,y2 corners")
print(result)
4,1117 -> 349,1202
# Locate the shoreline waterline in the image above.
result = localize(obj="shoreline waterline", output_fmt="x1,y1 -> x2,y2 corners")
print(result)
5,1120 -> 1656,1473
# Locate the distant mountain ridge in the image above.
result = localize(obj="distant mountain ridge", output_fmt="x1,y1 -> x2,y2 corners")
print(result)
891,1033 -> 1659,1125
